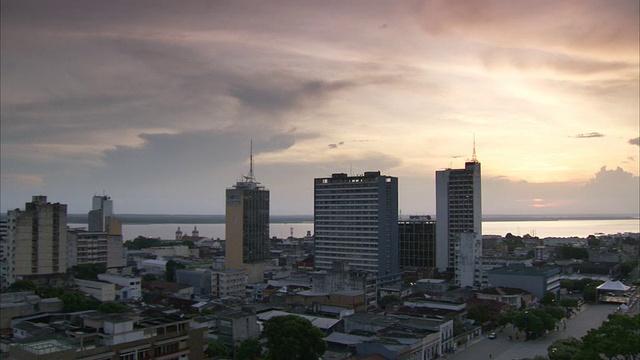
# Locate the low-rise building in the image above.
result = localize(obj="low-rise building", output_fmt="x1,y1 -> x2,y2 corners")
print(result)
74,278 -> 116,302
8,312 -> 206,360
97,273 -> 142,300
487,264 -> 561,299
191,309 -> 259,347
211,269 -> 245,298
476,287 -> 534,309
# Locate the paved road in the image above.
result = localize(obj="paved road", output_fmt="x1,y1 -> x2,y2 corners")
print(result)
445,303 -> 619,360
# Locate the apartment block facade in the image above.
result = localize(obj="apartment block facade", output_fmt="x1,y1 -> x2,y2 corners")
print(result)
4,196 -> 67,286
435,161 -> 482,287
314,171 -> 399,277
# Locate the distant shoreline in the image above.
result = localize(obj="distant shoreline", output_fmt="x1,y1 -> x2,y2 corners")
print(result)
57,213 -> 640,225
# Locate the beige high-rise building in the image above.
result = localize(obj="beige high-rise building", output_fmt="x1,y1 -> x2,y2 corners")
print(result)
225,143 -> 270,283
7,196 -> 67,284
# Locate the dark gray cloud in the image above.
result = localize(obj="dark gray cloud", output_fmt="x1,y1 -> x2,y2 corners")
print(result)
574,132 -> 605,139
630,137 -> 640,146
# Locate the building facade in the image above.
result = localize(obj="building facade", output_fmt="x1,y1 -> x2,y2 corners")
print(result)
67,230 -> 124,269
435,159 -> 482,287
225,145 -> 270,283
399,216 -> 436,270
8,313 -> 206,360
314,171 -> 399,277
97,273 -> 142,300
0,219 -> 10,289
88,195 -> 113,232
4,196 -> 67,286
487,264 -> 561,299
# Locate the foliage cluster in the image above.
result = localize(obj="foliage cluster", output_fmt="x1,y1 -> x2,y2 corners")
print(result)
467,302 -> 500,326
499,306 -> 565,340
124,236 -> 194,250
558,245 -> 589,260
165,260 -> 186,282
261,315 -> 327,360
548,314 -> 640,360
71,264 -> 107,280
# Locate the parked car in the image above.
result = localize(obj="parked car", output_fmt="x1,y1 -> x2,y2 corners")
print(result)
489,333 -> 497,339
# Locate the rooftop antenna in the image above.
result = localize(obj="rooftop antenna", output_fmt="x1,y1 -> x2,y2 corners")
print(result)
245,140 -> 255,182
471,133 -> 478,162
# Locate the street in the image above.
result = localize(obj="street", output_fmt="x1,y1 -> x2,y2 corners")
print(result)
445,303 -> 619,360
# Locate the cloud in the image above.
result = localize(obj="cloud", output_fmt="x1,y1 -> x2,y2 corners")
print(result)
1,173 -> 44,188
481,47 -> 637,78
574,132 -> 605,138
483,166 -> 639,215
630,137 -> 640,146
328,141 -> 345,149
417,0 -> 640,61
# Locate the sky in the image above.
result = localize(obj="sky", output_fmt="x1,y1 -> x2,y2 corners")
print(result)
1,0 -> 639,216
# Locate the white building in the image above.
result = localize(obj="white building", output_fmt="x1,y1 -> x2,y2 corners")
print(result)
97,273 -> 142,300
74,278 -> 116,302
436,157 -> 482,288
138,259 -> 168,276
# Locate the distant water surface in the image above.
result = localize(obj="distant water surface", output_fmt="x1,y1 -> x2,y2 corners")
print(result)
69,218 -> 639,241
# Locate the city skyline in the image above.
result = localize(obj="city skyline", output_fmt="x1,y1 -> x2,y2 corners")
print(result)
1,1 -> 639,216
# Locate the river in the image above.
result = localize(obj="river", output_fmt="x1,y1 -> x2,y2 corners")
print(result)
69,218 -> 639,241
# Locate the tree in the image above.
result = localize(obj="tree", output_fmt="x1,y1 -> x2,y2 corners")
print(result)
7,280 -> 37,291
511,307 -> 562,340
378,295 -> 401,309
559,298 -> 579,309
205,339 -> 229,359
98,302 -> 132,314
234,338 -> 263,360
548,337 -> 582,360
59,291 -> 100,312
262,315 -> 327,360
540,291 -> 558,306
587,235 -> 601,248
575,314 -> 640,360
540,306 -> 565,321
165,260 -> 185,282
72,263 -> 106,280
36,286 -> 66,299
582,282 -> 604,303
620,260 -> 638,277
558,245 -> 588,260
124,236 -> 163,250
141,273 -> 158,283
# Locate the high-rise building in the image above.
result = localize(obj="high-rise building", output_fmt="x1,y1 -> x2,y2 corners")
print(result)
5,196 -> 67,285
0,219 -> 10,289
88,194 -> 116,232
225,143 -> 270,283
314,171 -> 399,277
435,154 -> 482,287
67,194 -> 123,269
398,215 -> 436,270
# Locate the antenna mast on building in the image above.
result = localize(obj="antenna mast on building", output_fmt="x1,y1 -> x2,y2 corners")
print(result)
471,134 -> 478,162
245,140 -> 256,182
